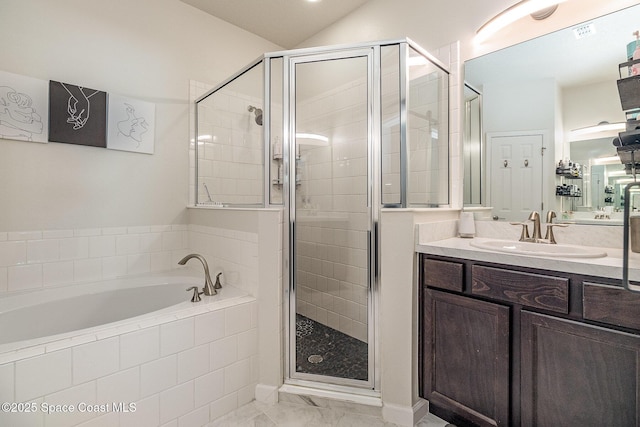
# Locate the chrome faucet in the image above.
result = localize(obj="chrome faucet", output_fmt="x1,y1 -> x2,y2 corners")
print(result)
178,254 -> 216,296
528,211 -> 542,241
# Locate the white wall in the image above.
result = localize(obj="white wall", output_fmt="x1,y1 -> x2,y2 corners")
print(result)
0,0 -> 281,232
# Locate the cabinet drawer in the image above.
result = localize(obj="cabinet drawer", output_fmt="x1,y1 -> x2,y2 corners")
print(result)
472,265 -> 569,313
422,259 -> 464,292
583,282 -> 640,330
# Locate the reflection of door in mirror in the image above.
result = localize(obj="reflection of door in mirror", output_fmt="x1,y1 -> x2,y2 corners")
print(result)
488,132 -> 543,222
464,84 -> 482,206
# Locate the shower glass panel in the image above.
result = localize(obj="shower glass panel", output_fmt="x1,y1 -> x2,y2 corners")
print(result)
269,57 -> 284,205
381,45 -> 402,206
195,61 -> 264,207
407,47 -> 449,207
292,52 -> 371,385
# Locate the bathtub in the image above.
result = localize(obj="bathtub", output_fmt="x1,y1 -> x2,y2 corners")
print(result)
0,271 -> 259,426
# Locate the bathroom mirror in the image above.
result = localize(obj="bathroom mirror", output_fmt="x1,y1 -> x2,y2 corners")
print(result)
463,4 -> 640,223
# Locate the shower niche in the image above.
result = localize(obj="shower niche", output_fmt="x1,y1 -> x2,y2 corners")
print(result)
194,39 -> 450,392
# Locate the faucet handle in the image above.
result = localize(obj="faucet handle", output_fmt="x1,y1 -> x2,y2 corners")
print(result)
214,272 -> 223,290
186,286 -> 203,302
544,223 -> 568,244
510,222 -> 530,241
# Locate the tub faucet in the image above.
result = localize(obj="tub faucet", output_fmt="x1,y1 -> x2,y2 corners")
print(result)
214,272 -> 223,290
178,254 -> 216,296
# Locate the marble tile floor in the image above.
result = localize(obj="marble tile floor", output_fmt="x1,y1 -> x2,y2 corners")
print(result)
207,400 -> 451,427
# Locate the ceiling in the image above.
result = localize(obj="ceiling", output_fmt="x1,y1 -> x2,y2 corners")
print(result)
181,0 -> 370,49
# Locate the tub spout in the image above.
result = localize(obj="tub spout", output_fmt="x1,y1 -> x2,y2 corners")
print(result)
178,254 -> 216,296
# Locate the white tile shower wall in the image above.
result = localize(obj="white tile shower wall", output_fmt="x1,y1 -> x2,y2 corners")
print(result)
294,77 -> 368,343
187,224 -> 259,297
0,226 -> 189,294
0,300 -> 259,427
195,86 -> 264,206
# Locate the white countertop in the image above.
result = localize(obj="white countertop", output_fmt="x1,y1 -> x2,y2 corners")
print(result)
416,237 -> 640,282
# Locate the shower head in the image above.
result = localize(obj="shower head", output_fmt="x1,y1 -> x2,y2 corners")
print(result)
247,105 -> 263,126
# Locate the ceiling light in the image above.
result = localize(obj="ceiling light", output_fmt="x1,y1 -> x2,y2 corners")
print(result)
475,0 -> 567,43
570,121 -> 626,140
593,156 -> 622,165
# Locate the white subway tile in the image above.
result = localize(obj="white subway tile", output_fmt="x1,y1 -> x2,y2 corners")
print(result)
8,231 -> 42,241
224,358 -> 252,394
116,235 -> 140,256
140,355 -> 177,398
74,228 -> 102,237
44,381 -> 96,427
177,405 -> 209,427
96,367 -> 140,404
194,310 -> 225,345
0,398 -> 44,427
120,327 -> 160,369
150,252 -> 172,272
162,232 -> 184,251
237,329 -> 258,360
59,237 -> 89,260
74,258 -> 102,283
76,412 -> 119,427
101,256 -> 128,279
194,370 -> 224,408
120,395 -> 159,427
225,304 -> 252,336
89,235 -> 116,258
127,254 -> 151,275
26,239 -> 59,264
43,261 -> 74,287
0,363 -> 14,402
238,383 -> 255,407
0,267 -> 7,292
15,349 -> 72,401
150,225 -> 172,233
209,393 -> 237,422
8,264 -> 42,291
73,337 -> 119,384
101,227 -> 127,236
177,345 -> 209,384
159,381 -> 194,424
140,233 -> 162,253
0,232 -> 6,242
210,336 -> 237,371
160,318 -> 194,356
0,241 -> 26,267
128,226 -> 150,234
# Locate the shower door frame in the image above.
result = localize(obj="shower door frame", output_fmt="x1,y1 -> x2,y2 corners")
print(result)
281,45 -> 381,393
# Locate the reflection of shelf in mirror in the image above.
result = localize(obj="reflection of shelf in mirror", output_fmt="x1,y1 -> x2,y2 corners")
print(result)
556,173 -> 582,179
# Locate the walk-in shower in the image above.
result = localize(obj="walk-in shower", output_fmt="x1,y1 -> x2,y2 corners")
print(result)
194,39 -> 449,394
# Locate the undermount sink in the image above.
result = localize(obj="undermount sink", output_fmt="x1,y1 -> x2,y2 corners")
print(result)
469,239 -> 607,258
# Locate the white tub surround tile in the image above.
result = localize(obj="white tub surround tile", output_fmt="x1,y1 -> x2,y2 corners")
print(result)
178,405 -> 210,427
0,363 -> 14,402
119,395 -> 160,427
45,381 -> 97,427
160,318 -> 195,356
194,310 -> 225,345
140,355 -> 178,398
159,381 -> 194,424
210,335 -> 237,370
27,239 -> 60,264
209,393 -> 239,422
97,367 -> 140,404
8,264 -> 42,291
73,337 -> 119,384
225,303 -> 252,336
195,370 -> 225,408
120,327 -> 160,369
177,344 -> 210,383
0,267 -> 6,292
76,411 -> 119,427
15,349 -> 72,401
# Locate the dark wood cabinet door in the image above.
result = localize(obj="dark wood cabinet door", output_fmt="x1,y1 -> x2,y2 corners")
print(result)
521,311 -> 640,427
423,289 -> 510,427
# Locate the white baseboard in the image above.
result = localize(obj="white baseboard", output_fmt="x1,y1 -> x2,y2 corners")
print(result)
382,399 -> 429,426
255,384 -> 279,404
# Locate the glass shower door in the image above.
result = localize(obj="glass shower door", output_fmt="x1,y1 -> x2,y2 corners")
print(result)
289,50 -> 373,387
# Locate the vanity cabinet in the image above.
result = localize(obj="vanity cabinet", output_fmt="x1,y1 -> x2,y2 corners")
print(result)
419,254 -> 640,427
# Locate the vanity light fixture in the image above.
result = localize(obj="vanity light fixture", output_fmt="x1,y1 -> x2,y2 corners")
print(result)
475,0 -> 567,43
570,121 -> 626,140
